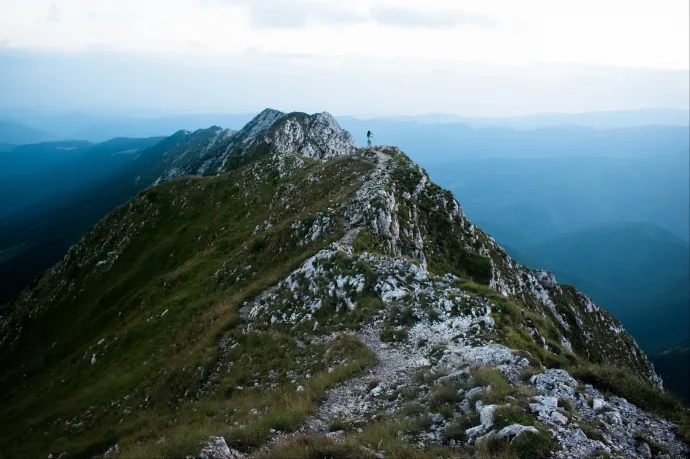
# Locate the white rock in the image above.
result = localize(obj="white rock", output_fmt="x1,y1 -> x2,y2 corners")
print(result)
465,425 -> 487,441
465,387 -> 484,401
497,424 -> 539,441
604,410 -> 622,425
550,410 -> 568,425
572,428 -> 588,442
198,436 -> 244,459
534,395 -> 559,408
592,398 -> 606,411
479,404 -> 497,429
637,442 -> 652,458
429,413 -> 445,423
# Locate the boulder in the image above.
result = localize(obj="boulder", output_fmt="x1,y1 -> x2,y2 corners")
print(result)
198,437 -> 244,459
497,424 -> 539,441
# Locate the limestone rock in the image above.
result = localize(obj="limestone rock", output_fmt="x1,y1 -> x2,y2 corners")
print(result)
198,437 -> 244,459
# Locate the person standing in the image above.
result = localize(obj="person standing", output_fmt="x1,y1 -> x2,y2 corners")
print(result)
367,130 -> 374,148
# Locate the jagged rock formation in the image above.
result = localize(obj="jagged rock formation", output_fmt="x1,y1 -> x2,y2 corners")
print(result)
137,109 -> 356,184
0,110 -> 687,459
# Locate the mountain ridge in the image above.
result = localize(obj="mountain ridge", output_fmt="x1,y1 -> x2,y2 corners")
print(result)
0,110 -> 687,459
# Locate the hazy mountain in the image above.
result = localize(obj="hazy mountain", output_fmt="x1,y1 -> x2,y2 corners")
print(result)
379,108 -> 690,130
2,110 -> 686,458
4,111 -> 257,142
0,140 -> 94,179
0,137 -> 164,218
0,118 -> 57,144
337,117 -> 690,167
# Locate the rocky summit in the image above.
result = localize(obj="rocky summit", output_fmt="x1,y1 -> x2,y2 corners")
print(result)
0,110 -> 688,459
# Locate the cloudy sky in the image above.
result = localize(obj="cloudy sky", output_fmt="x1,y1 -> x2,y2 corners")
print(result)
0,0 -> 688,116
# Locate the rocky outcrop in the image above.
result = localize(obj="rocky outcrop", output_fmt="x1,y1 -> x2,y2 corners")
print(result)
197,437 -> 244,459
141,109 -> 356,183
266,111 -> 357,160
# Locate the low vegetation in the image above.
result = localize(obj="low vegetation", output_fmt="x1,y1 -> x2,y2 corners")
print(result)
573,364 -> 690,443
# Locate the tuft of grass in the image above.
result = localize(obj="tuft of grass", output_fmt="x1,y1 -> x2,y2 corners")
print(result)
328,418 -> 348,433
476,425 -> 555,459
443,414 -> 478,442
398,403 -> 425,418
579,421 -> 605,443
471,367 -> 515,404
492,405 -> 535,430
366,378 -> 383,392
558,397 -> 575,413
633,432 -> 669,456
428,384 -> 461,411
257,435 -> 376,459
379,327 -> 409,343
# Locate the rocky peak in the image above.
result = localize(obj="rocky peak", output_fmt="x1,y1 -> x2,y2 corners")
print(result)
265,111 -> 357,160
232,108 -> 287,149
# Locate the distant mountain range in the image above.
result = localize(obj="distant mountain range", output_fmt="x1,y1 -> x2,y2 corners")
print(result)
375,108 -> 690,130
0,118 -> 57,144
0,108 -> 687,145
0,112 -> 256,143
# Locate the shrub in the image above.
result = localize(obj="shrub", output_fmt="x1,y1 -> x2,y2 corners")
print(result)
557,397 -> 575,413
633,432 -> 669,456
476,425 -> 555,459
328,418 -> 347,433
443,414 -> 478,442
472,367 -> 514,404
380,327 -> 408,343
399,403 -> 425,417
429,384 -> 461,411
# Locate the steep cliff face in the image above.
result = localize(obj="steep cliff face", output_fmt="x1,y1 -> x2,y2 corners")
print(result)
0,112 -> 686,459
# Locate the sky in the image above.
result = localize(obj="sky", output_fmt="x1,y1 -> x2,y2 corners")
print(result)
0,0 -> 688,116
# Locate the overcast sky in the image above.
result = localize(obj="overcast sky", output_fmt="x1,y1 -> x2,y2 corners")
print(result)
0,0 -> 688,116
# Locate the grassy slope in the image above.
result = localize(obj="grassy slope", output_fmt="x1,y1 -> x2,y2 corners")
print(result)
0,154 -> 374,458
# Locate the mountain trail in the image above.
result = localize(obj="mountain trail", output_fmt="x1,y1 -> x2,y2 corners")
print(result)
301,327 -> 421,434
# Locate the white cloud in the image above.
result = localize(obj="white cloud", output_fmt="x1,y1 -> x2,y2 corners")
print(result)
231,0 -> 368,28
370,5 -> 498,29
46,4 -> 60,23
0,0 -> 687,69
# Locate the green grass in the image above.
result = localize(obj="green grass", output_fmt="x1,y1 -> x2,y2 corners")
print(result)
379,327 -> 409,343
633,432 -> 670,456
0,154 -> 375,458
476,425 -> 555,459
257,436 -> 377,459
329,418 -> 348,433
471,367 -> 516,404
428,384 -> 461,411
443,414 -> 478,442
492,405 -> 535,430
120,334 -> 374,455
579,421 -> 605,443
398,403 -> 425,418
